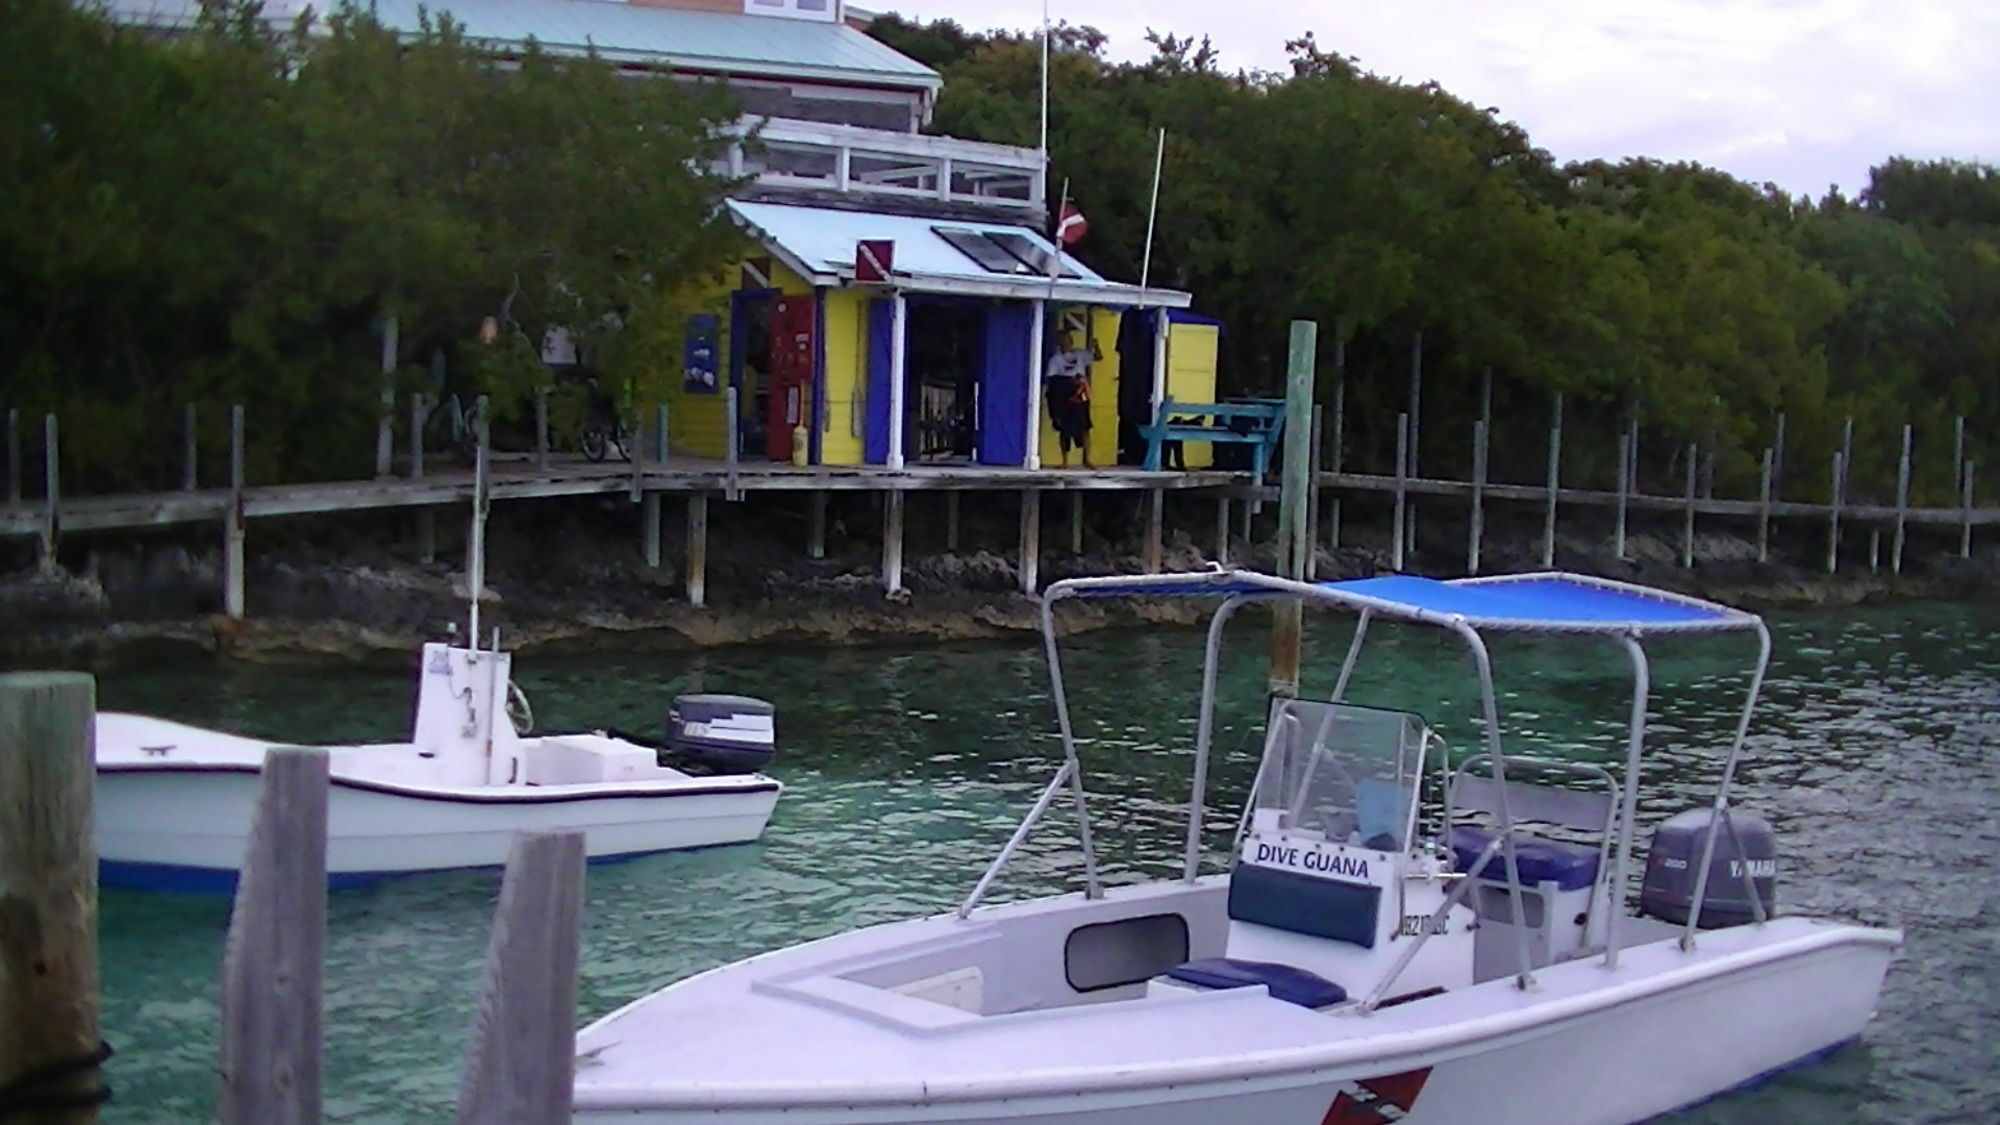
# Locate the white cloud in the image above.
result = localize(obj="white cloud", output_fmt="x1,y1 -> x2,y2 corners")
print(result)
870,0 -> 2000,197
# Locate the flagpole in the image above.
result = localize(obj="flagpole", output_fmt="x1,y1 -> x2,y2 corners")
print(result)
1048,176 -> 1070,304
1039,0 -> 1051,169
1137,127 -> 1166,304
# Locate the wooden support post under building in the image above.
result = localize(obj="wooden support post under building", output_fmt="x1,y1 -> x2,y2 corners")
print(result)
1614,432 -> 1631,562
1018,491 -> 1040,595
1962,461 -> 1976,558
1892,423 -> 1911,574
882,490 -> 906,596
642,493 -> 662,570
5,407 -> 18,504
225,405 -> 246,619
535,388 -> 550,471
1681,443 -> 1697,569
1468,419 -> 1488,575
1869,528 -> 1880,573
945,492 -> 960,552
219,747 -> 328,1125
1391,412 -> 1408,573
1542,393 -> 1563,568
1756,447 -> 1774,564
1827,451 -> 1844,574
0,671 -> 104,1125
183,402 -> 199,491
1145,489 -> 1165,574
1069,492 -> 1084,555
808,492 -> 827,560
1215,497 -> 1230,566
40,414 -> 59,574
686,495 -> 709,607
455,831 -> 586,1125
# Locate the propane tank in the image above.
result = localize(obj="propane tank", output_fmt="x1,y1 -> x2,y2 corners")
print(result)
791,423 -> 808,466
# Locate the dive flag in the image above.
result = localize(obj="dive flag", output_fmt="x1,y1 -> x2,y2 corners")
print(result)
855,239 -> 895,283
1057,202 -> 1089,245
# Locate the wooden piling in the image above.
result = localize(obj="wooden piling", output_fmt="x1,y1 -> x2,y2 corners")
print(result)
1018,491 -> 1040,594
642,493 -> 662,570
808,492 -> 827,560
0,672 -> 103,1125
535,388 -> 549,471
1893,423 -> 1911,574
1681,443 -> 1697,568
1145,488 -> 1165,574
1827,451 -> 1844,574
1839,417 -> 1854,503
1068,493 -> 1084,555
1757,447 -> 1774,563
5,408 -> 18,505
376,312 -> 397,479
1391,412 -> 1408,572
944,492 -> 960,552
882,490 -> 905,595
1467,419 -> 1487,574
1214,497 -> 1230,566
1962,461 -> 1976,558
1614,431 -> 1630,562
1542,393 -> 1562,568
454,831 -> 585,1125
219,747 -> 329,1125
685,495 -> 709,606
183,403 -> 199,491
1869,528 -> 1880,573
40,414 -> 58,574
225,405 -> 246,620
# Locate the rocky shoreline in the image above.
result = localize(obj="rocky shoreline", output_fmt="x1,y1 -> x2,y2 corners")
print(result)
2,494 -> 1994,671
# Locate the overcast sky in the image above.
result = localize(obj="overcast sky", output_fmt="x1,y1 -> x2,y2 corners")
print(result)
869,0 -> 1998,200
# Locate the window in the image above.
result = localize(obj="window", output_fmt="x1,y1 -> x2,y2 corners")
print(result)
745,0 -> 835,21
933,226 -> 1082,278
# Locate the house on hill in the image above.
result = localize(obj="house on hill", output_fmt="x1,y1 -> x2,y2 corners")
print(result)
105,0 -> 1223,469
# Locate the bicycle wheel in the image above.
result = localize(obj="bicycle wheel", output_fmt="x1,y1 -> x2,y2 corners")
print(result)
582,424 -> 609,463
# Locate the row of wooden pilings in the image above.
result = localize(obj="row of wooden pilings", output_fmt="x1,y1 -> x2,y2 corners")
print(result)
0,672 -> 583,1124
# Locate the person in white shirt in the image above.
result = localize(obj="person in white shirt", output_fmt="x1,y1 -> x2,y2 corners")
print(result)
1043,329 -> 1097,468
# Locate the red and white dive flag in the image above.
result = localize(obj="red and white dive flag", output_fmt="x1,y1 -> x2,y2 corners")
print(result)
1057,202 -> 1089,245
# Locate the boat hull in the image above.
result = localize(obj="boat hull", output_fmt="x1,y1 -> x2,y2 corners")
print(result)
573,915 -> 1895,1125
96,765 -> 780,891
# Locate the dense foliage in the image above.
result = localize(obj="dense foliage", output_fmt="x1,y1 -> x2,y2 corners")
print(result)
871,16 -> 1999,500
1,0 -> 744,488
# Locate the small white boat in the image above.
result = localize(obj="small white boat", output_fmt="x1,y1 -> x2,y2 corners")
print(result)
573,569 -> 1898,1125
95,639 -> 783,891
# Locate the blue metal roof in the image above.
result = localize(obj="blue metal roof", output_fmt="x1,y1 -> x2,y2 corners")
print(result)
100,0 -> 941,90
1046,570 -> 1758,634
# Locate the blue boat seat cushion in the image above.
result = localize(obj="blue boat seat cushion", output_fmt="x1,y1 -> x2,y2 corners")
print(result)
1165,957 -> 1349,1008
1448,826 -> 1601,891
1227,861 -> 1381,948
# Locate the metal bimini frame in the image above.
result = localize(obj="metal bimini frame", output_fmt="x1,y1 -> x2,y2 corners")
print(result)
957,569 -> 1776,985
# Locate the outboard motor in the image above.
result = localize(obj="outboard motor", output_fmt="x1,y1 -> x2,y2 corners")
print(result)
1640,808 -> 1777,928
667,694 -> 776,775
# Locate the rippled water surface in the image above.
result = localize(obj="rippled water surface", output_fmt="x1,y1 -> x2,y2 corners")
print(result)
95,600 -> 2000,1123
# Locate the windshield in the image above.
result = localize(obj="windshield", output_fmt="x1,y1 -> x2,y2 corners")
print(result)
1251,700 -> 1429,853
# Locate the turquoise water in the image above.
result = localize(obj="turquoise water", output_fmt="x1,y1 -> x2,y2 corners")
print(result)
95,600 -> 2000,1123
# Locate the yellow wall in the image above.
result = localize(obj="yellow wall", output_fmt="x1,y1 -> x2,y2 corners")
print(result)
819,288 -> 869,466
664,259 -> 812,460
1036,305 -> 1121,468
1165,321 -> 1221,469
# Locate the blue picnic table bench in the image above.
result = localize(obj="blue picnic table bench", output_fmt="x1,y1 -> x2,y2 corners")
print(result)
1139,396 -> 1287,475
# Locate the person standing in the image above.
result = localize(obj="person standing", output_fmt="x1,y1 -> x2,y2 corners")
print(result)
1043,328 -> 1097,468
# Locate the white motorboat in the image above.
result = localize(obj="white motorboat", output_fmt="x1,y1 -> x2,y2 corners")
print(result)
95,638 -> 783,891
573,569 -> 1899,1125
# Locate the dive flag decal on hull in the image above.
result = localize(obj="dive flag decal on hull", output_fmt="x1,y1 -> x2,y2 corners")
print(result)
1320,1067 -> 1432,1125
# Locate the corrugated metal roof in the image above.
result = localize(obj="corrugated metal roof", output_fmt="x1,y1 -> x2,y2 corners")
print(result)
98,0 -> 940,89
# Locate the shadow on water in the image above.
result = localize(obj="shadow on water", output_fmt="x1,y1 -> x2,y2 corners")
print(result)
94,600 -> 2000,1124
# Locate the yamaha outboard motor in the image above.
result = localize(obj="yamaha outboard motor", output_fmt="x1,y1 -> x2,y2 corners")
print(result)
1640,808 -> 1777,928
667,694 -> 776,775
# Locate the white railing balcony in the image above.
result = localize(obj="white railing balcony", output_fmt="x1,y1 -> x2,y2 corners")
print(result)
717,118 -> 1045,216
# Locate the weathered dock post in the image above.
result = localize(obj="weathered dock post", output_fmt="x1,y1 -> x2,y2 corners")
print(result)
224,405 -> 246,619
183,403 -> 199,492
882,490 -> 906,596
1680,443 -> 1697,568
1018,491 -> 1041,594
1542,393 -> 1563,568
1214,497 -> 1230,565
1756,448 -> 1774,563
40,414 -> 59,575
1892,423 -> 1911,574
219,747 -> 329,1125
455,831 -> 586,1125
1391,413 -> 1409,572
686,496 -> 709,607
0,672 -> 104,1125
1327,348 -> 1345,552
1614,431 -> 1630,562
376,313 -> 397,479
5,408 -> 18,505
643,492 -> 663,570
1826,451 -> 1844,574
1271,320 -> 1316,698
1962,461 -> 1976,558
1467,418 -> 1488,574
808,492 -> 828,560
1144,489 -> 1164,574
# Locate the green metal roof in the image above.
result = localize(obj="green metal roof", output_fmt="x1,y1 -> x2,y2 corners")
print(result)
101,0 -> 941,91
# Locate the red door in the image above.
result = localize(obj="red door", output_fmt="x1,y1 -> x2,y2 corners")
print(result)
764,297 -> 816,461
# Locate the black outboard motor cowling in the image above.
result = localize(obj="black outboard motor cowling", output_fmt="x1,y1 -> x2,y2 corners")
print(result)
1640,807 -> 1777,929
666,693 -> 776,775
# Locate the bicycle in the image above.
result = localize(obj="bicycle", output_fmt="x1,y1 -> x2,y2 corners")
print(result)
580,405 -> 630,463
423,392 -> 482,466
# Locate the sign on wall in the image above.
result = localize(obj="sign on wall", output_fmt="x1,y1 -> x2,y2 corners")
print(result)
684,313 -> 720,393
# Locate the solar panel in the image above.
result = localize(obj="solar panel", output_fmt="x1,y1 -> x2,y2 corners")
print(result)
987,232 -> 1082,278
933,226 -> 1033,274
